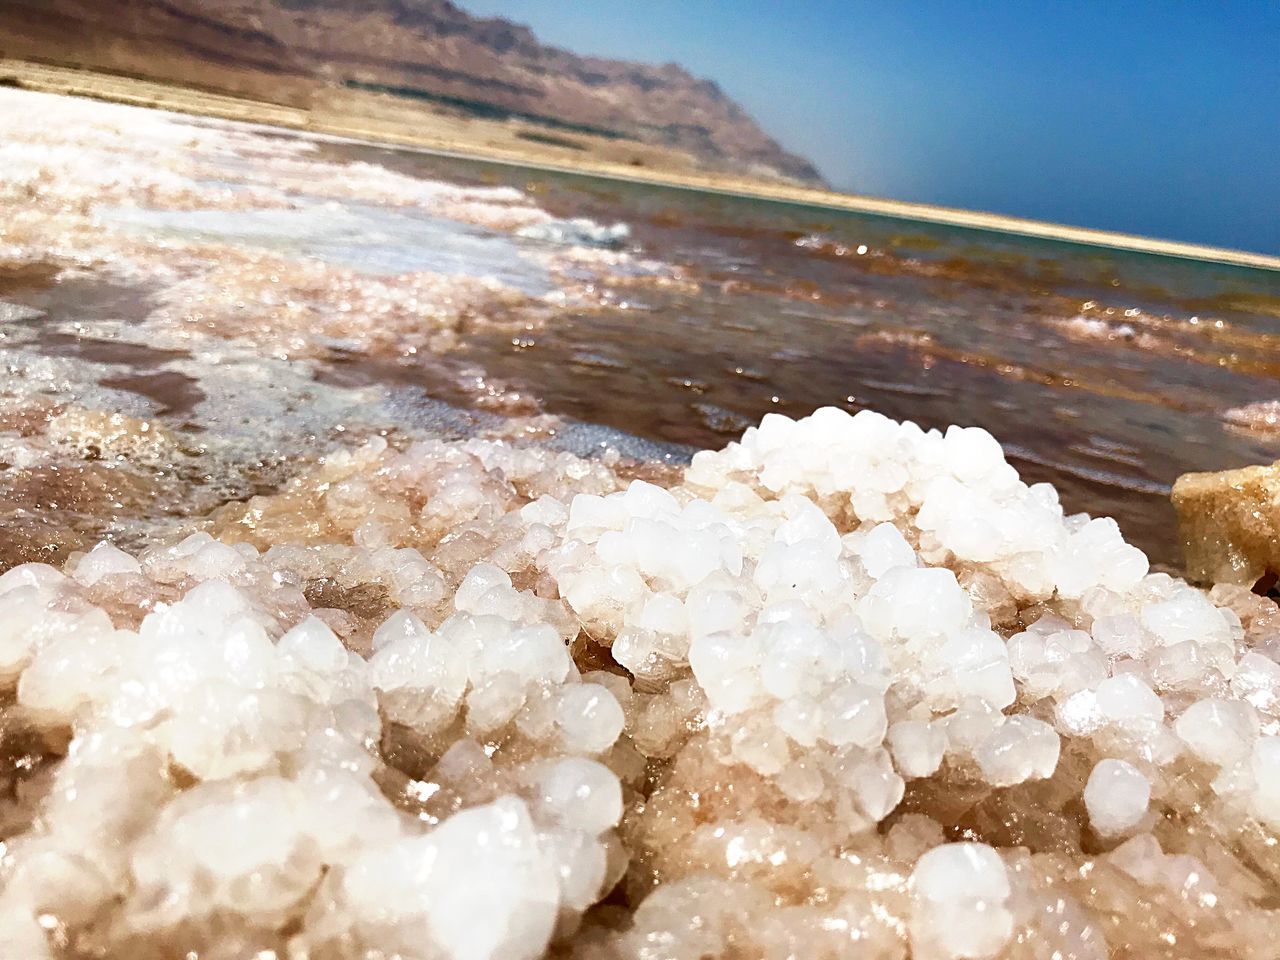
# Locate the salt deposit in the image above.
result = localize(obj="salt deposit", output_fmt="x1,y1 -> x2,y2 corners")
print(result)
1224,400 -> 1280,439
2,406 -> 1279,958
2,74 -> 1278,960
0,87 -> 671,366
0,85 -> 691,566
1173,458 -> 1280,587
1083,758 -> 1151,836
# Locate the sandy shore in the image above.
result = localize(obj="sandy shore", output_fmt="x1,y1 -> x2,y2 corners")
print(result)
5,58 -> 1278,273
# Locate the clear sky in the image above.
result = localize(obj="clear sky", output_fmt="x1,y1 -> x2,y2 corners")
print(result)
461,1 -> 1280,255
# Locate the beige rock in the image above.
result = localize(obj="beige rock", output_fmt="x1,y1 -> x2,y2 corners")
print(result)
1173,461 -> 1280,586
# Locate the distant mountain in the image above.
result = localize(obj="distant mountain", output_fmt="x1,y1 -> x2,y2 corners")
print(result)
0,0 -> 825,185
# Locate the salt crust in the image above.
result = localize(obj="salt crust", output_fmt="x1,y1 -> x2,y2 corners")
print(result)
0,87 -> 667,365
1,407 -> 1279,958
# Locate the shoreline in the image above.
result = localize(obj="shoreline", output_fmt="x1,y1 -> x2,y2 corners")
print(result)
4,58 -> 1279,273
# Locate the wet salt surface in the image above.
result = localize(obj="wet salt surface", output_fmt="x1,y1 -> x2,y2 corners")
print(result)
102,203 -> 559,295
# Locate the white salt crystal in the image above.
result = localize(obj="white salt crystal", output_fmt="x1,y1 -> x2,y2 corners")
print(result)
850,749 -> 905,821
1084,759 -> 1150,836
974,715 -> 1060,786
519,495 -> 568,527
554,683 -> 625,755
72,542 -> 142,586
888,720 -> 947,778
371,609 -> 433,653
186,539 -> 247,579
911,842 -> 1013,959
1141,595 -> 1232,648
539,824 -> 607,911
942,425 -> 1006,483
1091,613 -> 1145,659
0,562 -> 67,597
849,522 -> 917,579
860,566 -> 971,642
566,493 -> 624,533
1231,652 -> 1280,716
454,563 -> 514,614
926,628 -> 1016,709
278,616 -> 349,675
536,758 -> 622,835
1174,697 -> 1258,766
1094,674 -> 1164,732
821,680 -> 887,749
1251,737 -> 1280,828
1052,518 -> 1148,599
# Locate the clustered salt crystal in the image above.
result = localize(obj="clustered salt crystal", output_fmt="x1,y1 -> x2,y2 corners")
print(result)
910,843 -> 1013,960
0,87 -> 667,374
1083,758 -> 1151,836
0,406 -> 1278,958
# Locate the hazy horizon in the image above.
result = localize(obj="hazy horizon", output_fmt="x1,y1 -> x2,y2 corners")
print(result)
462,0 -> 1280,256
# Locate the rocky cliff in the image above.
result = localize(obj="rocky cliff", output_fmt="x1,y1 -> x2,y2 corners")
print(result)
0,0 -> 825,184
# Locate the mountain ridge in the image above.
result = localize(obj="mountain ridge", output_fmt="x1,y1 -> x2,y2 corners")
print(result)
0,0 -> 825,185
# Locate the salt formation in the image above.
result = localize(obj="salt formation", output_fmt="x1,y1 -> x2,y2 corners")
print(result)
1173,459 -> 1280,587
1224,400 -> 1280,439
517,219 -> 630,248
0,85 -> 689,566
2,407 -> 1280,959
0,87 -> 670,365
1083,758 -> 1150,836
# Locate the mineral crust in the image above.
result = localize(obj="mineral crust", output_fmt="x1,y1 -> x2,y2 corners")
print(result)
1173,460 -> 1280,586
0,408 -> 1278,959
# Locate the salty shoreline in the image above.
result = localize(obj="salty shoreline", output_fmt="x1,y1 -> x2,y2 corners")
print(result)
6,58 -> 1279,273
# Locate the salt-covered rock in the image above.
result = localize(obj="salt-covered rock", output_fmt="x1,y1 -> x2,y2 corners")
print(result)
1172,459 -> 1280,586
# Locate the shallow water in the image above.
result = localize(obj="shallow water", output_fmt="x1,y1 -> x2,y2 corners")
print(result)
2,88 -> 1279,569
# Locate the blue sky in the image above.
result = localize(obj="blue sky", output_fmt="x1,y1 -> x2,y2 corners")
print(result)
462,1 -> 1280,254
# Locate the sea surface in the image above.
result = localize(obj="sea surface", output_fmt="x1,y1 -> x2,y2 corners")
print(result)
3,88 -> 1280,569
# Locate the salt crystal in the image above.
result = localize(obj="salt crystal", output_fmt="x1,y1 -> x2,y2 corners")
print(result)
1174,697 -> 1258,766
911,842 -> 1013,959
72,542 -> 142,586
888,720 -> 948,778
1084,759 -> 1150,836
974,715 -> 1060,786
